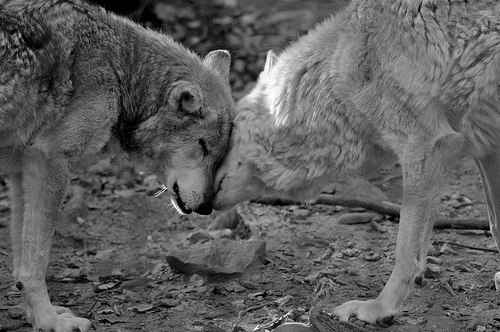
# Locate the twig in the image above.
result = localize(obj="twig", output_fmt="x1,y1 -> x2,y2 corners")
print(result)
254,195 -> 492,231
253,194 -> 401,217
83,298 -> 99,319
435,241 -> 498,253
440,281 -> 457,297
434,218 -> 490,230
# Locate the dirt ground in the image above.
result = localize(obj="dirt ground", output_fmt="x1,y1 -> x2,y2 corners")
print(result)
1,1 -> 500,332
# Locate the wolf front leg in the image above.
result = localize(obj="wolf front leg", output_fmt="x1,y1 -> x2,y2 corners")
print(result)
9,173 -> 24,279
334,132 -> 465,326
16,147 -> 92,332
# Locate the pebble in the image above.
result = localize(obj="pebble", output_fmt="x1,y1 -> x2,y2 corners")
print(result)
425,264 -> 441,279
338,212 -> 379,225
273,323 -> 314,332
426,256 -> 442,265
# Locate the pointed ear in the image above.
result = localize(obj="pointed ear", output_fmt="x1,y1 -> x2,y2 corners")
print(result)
264,50 -> 277,74
168,81 -> 203,118
204,49 -> 231,84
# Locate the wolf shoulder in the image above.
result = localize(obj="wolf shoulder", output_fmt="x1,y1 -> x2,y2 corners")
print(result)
312,0 -> 500,108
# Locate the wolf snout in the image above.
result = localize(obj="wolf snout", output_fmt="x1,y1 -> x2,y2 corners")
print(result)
170,182 -> 213,215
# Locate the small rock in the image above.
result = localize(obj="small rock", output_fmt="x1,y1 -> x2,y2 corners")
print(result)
241,281 -> 258,290
369,220 -> 387,233
486,259 -> 498,267
165,239 -> 266,276
95,249 -> 114,260
233,284 -> 247,293
338,212 -> 379,225
187,230 -> 213,244
273,323 -> 314,332
426,256 -> 442,265
275,295 -> 293,306
231,300 -> 246,310
159,299 -> 180,308
454,264 -> 471,272
439,243 -> 457,255
425,264 -> 441,279
427,243 -> 439,256
293,208 -> 310,217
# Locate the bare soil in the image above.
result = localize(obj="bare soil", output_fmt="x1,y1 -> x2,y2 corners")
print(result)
1,1 -> 499,332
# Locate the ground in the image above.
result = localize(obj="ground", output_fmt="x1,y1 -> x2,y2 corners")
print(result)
1,1 -> 499,332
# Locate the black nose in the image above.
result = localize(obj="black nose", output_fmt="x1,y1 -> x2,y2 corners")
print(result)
194,202 -> 213,215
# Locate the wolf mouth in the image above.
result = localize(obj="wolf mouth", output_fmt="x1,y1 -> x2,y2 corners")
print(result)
172,182 -> 192,214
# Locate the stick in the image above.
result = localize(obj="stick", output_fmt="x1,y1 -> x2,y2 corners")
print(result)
434,219 -> 490,230
254,195 -> 492,231
253,194 -> 401,217
435,241 -> 498,253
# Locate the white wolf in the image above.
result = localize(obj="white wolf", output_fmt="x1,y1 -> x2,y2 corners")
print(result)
213,0 -> 500,326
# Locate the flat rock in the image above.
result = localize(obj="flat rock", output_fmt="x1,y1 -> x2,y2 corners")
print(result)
166,239 -> 266,276
338,212 -> 379,225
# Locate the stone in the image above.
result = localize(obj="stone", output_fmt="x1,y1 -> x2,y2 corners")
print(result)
338,212 -> 379,225
165,239 -> 266,276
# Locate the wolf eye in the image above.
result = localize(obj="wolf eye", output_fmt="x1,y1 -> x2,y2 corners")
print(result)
198,139 -> 208,156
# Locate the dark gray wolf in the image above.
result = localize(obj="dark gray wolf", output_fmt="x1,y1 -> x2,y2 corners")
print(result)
0,0 -> 234,330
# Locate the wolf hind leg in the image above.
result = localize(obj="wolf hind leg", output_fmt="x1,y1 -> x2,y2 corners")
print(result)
333,132 -> 466,326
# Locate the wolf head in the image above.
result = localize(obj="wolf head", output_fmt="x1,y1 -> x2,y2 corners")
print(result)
119,49 -> 235,215
212,50 -> 280,210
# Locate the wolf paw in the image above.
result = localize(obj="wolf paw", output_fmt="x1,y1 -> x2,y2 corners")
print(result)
32,310 -> 93,332
333,299 -> 395,328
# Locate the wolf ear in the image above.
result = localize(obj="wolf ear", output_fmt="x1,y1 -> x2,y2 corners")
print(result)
264,50 -> 277,74
168,81 -> 204,118
204,50 -> 231,84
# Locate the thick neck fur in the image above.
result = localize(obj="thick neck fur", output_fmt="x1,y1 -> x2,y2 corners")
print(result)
239,5 -> 381,200
111,20 -> 208,154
